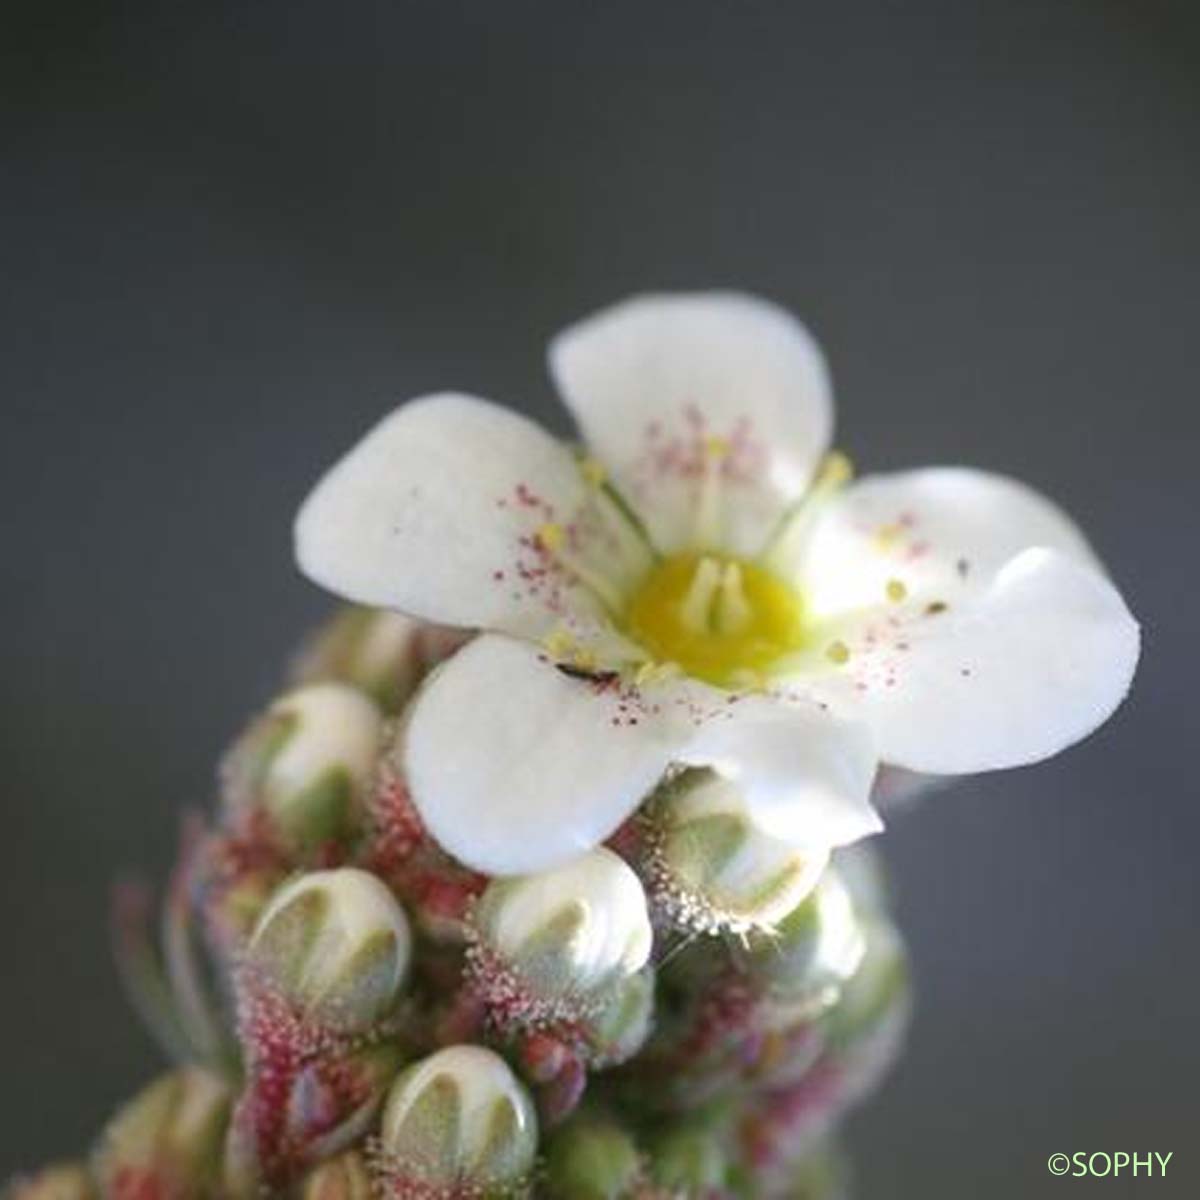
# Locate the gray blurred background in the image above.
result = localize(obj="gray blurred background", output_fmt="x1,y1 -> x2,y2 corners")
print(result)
3,1 -> 1197,1194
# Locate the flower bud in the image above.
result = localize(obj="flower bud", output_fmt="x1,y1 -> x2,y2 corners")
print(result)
292,606 -> 427,715
222,683 -> 384,852
472,848 -> 652,1017
90,1068 -> 232,1199
822,918 -> 911,1074
544,1114 -> 642,1200
297,1150 -> 374,1200
646,768 -> 829,933
225,1033 -> 403,1194
247,867 -> 411,1033
375,1045 -> 538,1197
748,864 -> 866,1019
580,967 -> 655,1067
4,1165 -> 95,1200
778,1138 -> 850,1200
647,1123 -> 729,1194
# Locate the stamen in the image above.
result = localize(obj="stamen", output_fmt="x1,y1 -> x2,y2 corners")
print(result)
692,435 -> 730,548
874,523 -> 903,550
543,628 -> 600,672
579,456 -> 607,488
573,451 -> 657,555
679,557 -> 722,633
825,640 -> 851,665
635,660 -> 681,687
886,578 -> 908,603
761,450 -> 854,572
715,562 -> 753,635
536,522 -> 626,614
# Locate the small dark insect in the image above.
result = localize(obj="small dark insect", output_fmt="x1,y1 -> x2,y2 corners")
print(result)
925,601 -> 949,616
556,663 -> 621,685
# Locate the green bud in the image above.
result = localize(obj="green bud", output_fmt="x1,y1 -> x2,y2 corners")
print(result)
247,867 -> 412,1033
474,848 -> 652,1008
90,1068 -> 232,1199
298,1150 -> 374,1200
292,605 -> 426,715
823,918 -> 910,1052
649,768 -> 828,933
647,1123 -> 729,1193
781,1138 -> 850,1200
377,1045 -> 538,1196
748,863 -> 866,1020
4,1165 -> 95,1200
544,1114 -> 642,1200
222,682 -> 384,851
582,967 -> 655,1067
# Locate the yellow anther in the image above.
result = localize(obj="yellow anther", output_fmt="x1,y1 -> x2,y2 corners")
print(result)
816,450 -> 854,489
874,523 -> 903,549
886,578 -> 908,603
579,457 -> 607,487
537,523 -> 565,552
825,640 -> 851,665
704,434 -> 731,460
543,629 -> 574,659
635,660 -> 680,687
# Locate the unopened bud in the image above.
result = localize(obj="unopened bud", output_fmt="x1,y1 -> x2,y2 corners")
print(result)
293,606 -> 426,715
247,867 -> 411,1033
222,683 -> 383,852
647,768 -> 829,933
581,967 -> 655,1067
780,1138 -> 850,1200
375,1045 -> 538,1197
473,848 -> 652,1017
544,1114 -> 642,1200
4,1165 -> 95,1200
823,918 -> 910,1059
91,1068 -> 232,1199
647,1123 -> 729,1194
298,1150 -> 374,1200
749,864 -> 866,1019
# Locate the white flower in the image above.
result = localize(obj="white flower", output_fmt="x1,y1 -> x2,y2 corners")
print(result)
295,292 -> 1138,875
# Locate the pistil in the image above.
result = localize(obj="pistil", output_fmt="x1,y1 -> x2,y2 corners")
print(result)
679,556 -> 723,633
715,562 -> 753,635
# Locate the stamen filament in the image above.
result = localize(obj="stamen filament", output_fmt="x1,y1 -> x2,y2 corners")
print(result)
760,450 -> 854,574
692,435 -> 730,548
537,523 -> 627,614
573,450 -> 660,561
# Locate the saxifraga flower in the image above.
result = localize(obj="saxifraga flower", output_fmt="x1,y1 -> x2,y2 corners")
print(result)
295,292 -> 1138,878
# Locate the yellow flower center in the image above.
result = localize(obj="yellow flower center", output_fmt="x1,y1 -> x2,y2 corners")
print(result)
624,554 -> 807,688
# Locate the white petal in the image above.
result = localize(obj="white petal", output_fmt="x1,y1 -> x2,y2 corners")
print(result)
682,700 -> 881,848
402,636 -> 883,874
805,548 -> 1139,773
797,467 -> 1099,619
549,292 -> 833,557
295,394 -> 648,651
401,635 -> 689,875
